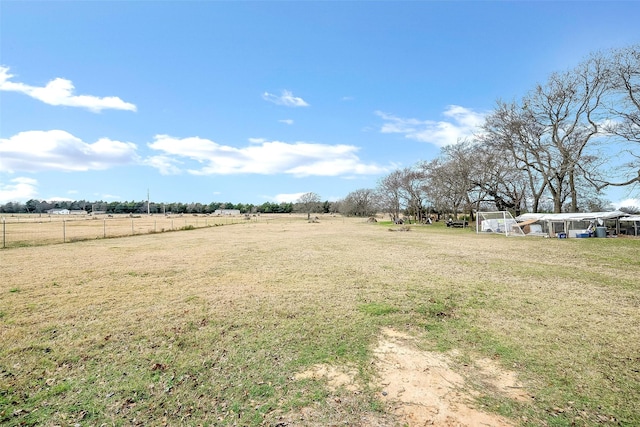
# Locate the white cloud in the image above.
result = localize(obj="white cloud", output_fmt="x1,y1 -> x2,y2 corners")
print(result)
0,66 -> 137,113
0,177 -> 39,203
142,155 -> 183,176
262,90 -> 309,107
0,130 -> 139,172
376,105 -> 486,147
147,135 -> 388,177
279,119 -> 294,125
613,198 -> 640,210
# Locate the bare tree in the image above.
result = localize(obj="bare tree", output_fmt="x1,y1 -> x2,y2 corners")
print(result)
483,101 -> 549,212
469,140 -> 528,216
421,158 -> 466,220
482,55 -> 607,214
525,56 -> 607,212
398,166 -> 428,223
296,192 -> 321,220
376,170 -> 404,222
340,188 -> 378,217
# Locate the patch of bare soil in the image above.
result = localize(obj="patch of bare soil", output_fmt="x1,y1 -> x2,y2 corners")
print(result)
374,328 -> 528,426
285,328 -> 530,426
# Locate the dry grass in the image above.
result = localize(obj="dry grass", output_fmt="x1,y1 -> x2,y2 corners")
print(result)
0,215 -> 638,426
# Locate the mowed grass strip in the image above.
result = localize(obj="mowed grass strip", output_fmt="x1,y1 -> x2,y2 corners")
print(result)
0,216 -> 638,426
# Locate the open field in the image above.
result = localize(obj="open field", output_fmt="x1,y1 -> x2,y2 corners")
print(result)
1,215 -> 639,426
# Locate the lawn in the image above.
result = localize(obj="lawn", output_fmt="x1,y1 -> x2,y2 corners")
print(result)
1,215 -> 638,426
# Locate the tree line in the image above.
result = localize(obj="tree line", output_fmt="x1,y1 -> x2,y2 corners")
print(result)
338,44 -> 640,221
0,198 -> 339,216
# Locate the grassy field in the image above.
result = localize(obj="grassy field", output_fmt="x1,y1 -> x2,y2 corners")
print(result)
1,215 -> 638,426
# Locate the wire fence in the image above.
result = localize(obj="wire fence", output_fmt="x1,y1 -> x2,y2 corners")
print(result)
0,214 -> 258,249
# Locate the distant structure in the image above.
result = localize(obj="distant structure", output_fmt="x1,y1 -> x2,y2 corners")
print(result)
47,209 -> 87,215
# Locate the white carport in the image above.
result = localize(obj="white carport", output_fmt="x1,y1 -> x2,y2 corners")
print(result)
515,211 -> 629,238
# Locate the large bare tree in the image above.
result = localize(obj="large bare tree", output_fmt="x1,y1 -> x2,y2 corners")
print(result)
526,55 -> 608,212
376,170 -> 404,222
398,166 -> 429,223
482,101 -> 549,212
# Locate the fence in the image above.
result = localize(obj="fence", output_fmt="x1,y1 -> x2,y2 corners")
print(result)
0,214 -> 256,249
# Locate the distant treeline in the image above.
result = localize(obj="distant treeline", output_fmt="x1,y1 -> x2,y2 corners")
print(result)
0,199 -> 338,215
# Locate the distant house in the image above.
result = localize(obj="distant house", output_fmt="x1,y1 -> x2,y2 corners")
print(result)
47,209 -> 87,215
214,209 -> 241,216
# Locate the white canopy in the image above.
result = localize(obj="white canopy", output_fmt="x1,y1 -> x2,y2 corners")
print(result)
516,211 -> 628,222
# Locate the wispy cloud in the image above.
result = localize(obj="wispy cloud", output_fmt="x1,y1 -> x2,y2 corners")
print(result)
262,90 -> 309,107
142,155 -> 182,176
147,135 -> 387,177
279,119 -> 294,125
0,177 -> 39,203
376,105 -> 485,147
0,130 -> 139,172
0,66 -> 137,113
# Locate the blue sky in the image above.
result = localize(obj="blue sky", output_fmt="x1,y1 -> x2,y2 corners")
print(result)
1,1 -> 639,208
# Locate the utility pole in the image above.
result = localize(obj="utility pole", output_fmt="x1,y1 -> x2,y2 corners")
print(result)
147,189 -> 150,215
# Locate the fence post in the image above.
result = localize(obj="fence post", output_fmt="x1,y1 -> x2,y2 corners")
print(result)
104,219 -> 106,238
2,217 -> 5,249
63,220 -> 66,243
131,219 -> 134,236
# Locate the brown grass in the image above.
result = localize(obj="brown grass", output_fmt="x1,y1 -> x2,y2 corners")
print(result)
0,215 -> 638,426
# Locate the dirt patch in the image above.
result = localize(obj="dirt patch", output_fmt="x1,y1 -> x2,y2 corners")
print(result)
289,328 -> 530,426
374,328 -> 527,426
